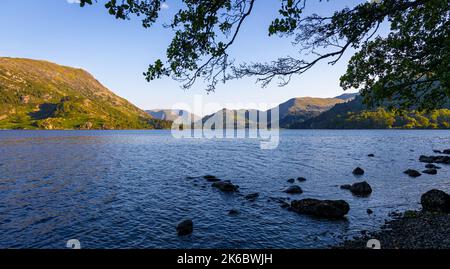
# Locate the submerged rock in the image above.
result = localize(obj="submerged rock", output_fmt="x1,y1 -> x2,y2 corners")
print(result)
421,189 -> 450,213
422,168 -> 438,175
404,169 -> 421,177
283,185 -> 303,194
176,220 -> 193,236
353,167 -> 365,176
340,185 -> 352,190
367,209 -> 373,215
297,177 -> 307,182
204,175 -> 221,182
244,193 -> 260,201
425,163 -> 441,169
212,181 -> 239,192
349,181 -> 373,196
228,209 -> 240,216
287,178 -> 295,183
291,199 -> 350,219
368,154 -> 375,157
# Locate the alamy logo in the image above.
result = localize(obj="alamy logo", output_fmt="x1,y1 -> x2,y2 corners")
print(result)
170,95 -> 280,150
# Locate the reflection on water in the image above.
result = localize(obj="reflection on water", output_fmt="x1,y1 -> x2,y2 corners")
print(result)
0,130 -> 449,249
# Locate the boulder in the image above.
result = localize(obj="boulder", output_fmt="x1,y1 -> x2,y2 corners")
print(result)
244,193 -> 260,201
291,199 -> 350,219
283,185 -> 303,194
404,169 -> 421,177
204,175 -> 221,182
421,189 -> 450,213
212,181 -> 239,192
176,220 -> 193,236
422,168 -> 438,175
297,177 -> 307,182
353,167 -> 365,176
349,181 -> 372,196
367,209 -> 373,215
368,154 -> 375,157
287,178 -> 295,183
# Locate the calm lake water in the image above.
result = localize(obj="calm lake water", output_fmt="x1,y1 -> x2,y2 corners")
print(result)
0,130 -> 449,249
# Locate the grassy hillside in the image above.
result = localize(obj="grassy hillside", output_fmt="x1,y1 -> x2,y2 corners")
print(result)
0,57 -> 171,130
299,97 -> 450,129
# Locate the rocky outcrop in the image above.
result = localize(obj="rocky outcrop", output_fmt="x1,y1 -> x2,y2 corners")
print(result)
421,189 -> 450,213
291,199 -> 350,219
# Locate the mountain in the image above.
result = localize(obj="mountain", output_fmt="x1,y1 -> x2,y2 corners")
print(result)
298,96 -> 450,129
146,109 -> 201,122
277,97 -> 348,128
0,57 -> 171,130
335,93 -> 358,101
196,97 -> 349,129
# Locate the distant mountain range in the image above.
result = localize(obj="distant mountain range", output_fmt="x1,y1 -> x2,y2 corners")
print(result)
149,94 -> 357,129
0,57 -> 171,130
149,92 -> 449,130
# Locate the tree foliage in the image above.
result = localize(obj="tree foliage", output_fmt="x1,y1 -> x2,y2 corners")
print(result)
79,0 -> 450,110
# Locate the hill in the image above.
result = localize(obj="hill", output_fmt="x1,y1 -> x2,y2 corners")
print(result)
0,57 -> 171,130
298,97 -> 450,129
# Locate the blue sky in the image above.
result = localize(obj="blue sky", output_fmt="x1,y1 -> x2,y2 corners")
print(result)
0,0 -> 364,110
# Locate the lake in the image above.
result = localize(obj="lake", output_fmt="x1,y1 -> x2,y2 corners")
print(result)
0,130 -> 449,249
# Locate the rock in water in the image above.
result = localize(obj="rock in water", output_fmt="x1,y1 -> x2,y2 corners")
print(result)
419,155 -> 450,164
421,189 -> 450,213
212,181 -> 239,192
404,169 -> 421,177
353,167 -> 365,176
244,193 -> 260,201
349,181 -> 372,196
443,149 -> 450,155
228,209 -> 240,216
367,209 -> 373,215
425,164 -> 441,169
203,175 -> 221,182
368,154 -> 375,157
176,220 -> 193,236
297,177 -> 307,182
283,185 -> 303,194
287,178 -> 295,183
422,169 -> 438,175
340,185 -> 352,190
291,199 -> 350,219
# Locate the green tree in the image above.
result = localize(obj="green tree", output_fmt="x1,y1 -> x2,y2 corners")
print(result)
79,0 -> 450,110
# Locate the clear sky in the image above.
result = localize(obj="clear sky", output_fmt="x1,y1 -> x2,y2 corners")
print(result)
0,0 -> 363,111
